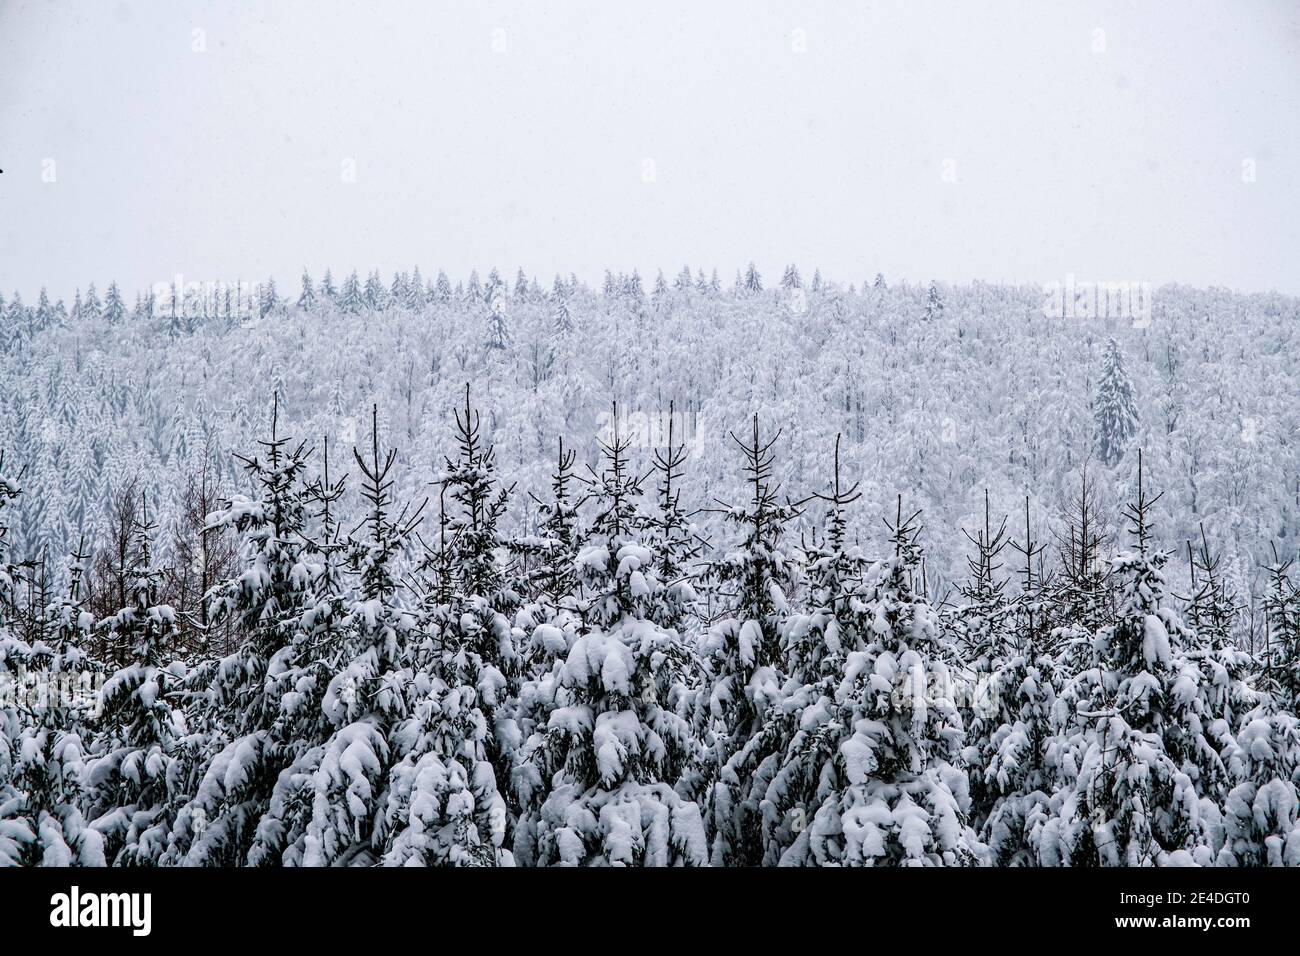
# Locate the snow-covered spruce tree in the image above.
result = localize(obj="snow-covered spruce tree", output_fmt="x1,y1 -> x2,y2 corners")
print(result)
747,436 -> 872,864
353,406 -> 513,867
0,453 -> 34,865
161,395 -> 322,865
1046,466 -> 1114,636
645,402 -> 704,632
924,280 -> 944,322
402,386 -> 522,848
695,415 -> 801,865
83,494 -> 185,866
0,451 -> 22,625
511,437 -> 586,606
1185,525 -> 1240,651
337,270 -> 364,314
485,280 -> 511,350
1216,696 -> 1300,865
1047,454 -> 1219,865
296,268 -> 316,311
959,497 -> 1061,864
772,500 -> 984,866
1262,547 -> 1300,710
951,491 -> 1015,670
552,287 -> 575,336
318,268 -> 337,304
5,540 -> 105,866
512,411 -> 706,866
249,408 -> 416,866
1094,337 -> 1138,468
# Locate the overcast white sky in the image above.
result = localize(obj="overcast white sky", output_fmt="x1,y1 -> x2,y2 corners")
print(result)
1,0 -> 1297,301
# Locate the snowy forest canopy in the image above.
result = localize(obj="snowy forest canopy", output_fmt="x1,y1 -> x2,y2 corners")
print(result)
1,264 -> 1300,867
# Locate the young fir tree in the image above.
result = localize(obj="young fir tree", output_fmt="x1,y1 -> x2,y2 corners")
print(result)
924,280 -> 944,321
1094,337 -> 1139,467
747,435 -> 872,864
162,395 -> 322,865
775,499 -> 985,865
1047,453 -> 1220,865
83,494 -> 184,865
6,540 -> 105,866
1185,525 -> 1240,650
405,266 -> 426,311
1215,696 -> 1300,865
97,281 -> 123,325
512,437 -> 585,606
646,402 -> 704,632
250,408 -> 419,866
337,270 -> 364,314
318,268 -> 338,304
511,410 -> 706,866
296,268 -> 317,311
1263,547 -> 1300,710
956,497 -> 1061,864
410,387 -> 522,840
695,415 -> 800,865
363,270 -> 388,311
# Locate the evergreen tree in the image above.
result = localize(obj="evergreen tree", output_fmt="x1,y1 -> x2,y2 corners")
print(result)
296,269 -> 316,311
924,280 -> 944,321
318,268 -> 338,303
695,415 -> 800,864
511,412 -> 706,866
83,494 -> 183,865
776,500 -> 985,865
1095,337 -> 1139,467
338,270 -> 364,313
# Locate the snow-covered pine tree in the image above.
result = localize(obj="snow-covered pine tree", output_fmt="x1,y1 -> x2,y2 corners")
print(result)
337,270 -> 364,314
776,498 -> 985,865
389,271 -> 409,307
953,495 -> 1059,864
296,268 -> 316,311
551,286 -> 575,336
512,437 -> 585,606
0,454 -> 32,865
485,281 -> 511,350
83,493 -> 184,865
1095,337 -> 1139,467
259,276 -> 279,318
83,283 -> 102,322
363,270 -> 387,311
511,409 -> 706,866
162,395 -> 322,865
1216,696 -> 1300,865
405,266 -> 426,311
250,407 -> 418,866
410,387 -> 522,836
318,268 -> 337,304
1048,453 -> 1211,865
695,414 -> 800,865
5,539 -> 104,866
1263,547 -> 1300,710
1185,525 -> 1239,651
749,435 -> 872,864
924,280 -> 943,321
101,281 -> 124,325
646,402 -> 703,632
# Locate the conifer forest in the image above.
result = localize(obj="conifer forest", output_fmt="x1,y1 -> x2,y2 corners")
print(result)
2,268 -> 1298,868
